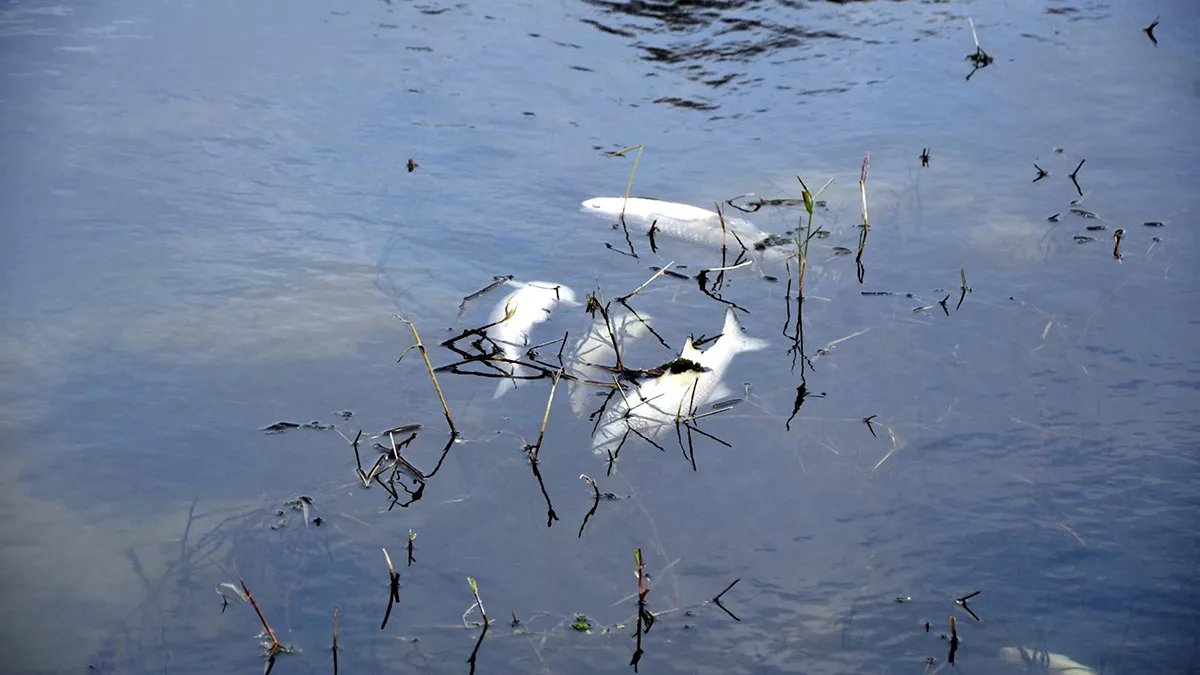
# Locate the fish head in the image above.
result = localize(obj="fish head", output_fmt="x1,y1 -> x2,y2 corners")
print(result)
581,197 -> 624,217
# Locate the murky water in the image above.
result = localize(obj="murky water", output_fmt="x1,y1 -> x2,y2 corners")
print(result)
1,0 -> 1197,673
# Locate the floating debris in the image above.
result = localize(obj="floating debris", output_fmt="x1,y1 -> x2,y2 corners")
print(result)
1074,235 -> 1095,243
406,158 -> 418,172
1085,224 -> 1106,231
262,420 -> 333,433
920,148 -> 930,167
1047,213 -> 1060,222
1144,16 -> 1160,46
1069,208 -> 1097,218
1143,221 -> 1164,227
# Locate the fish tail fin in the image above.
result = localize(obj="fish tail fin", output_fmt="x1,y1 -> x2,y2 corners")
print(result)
722,308 -> 768,353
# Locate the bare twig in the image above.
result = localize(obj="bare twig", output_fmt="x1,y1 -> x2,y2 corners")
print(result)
380,548 -> 401,630
239,577 -> 281,657
859,153 -> 870,230
578,474 -> 602,538
712,577 -> 742,621
395,314 -> 456,435
530,368 -> 563,462
332,606 -> 339,675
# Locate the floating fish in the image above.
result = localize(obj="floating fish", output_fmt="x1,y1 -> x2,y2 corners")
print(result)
565,309 -> 653,418
592,308 -> 767,456
581,197 -> 795,264
486,280 -> 577,399
999,646 -> 1097,674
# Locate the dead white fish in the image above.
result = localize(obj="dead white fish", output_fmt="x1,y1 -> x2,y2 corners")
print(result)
581,197 -> 794,264
999,646 -> 1097,674
487,280 -> 577,399
592,307 -> 767,456
565,309 -> 652,418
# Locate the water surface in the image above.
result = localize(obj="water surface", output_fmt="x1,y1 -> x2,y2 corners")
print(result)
1,0 -> 1197,673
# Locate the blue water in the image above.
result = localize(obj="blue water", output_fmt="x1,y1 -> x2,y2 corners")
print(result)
1,0 -> 1197,673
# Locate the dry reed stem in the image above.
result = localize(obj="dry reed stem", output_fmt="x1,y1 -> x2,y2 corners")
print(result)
395,314 -> 456,434
239,577 -> 280,654
531,368 -> 563,462
859,153 -> 870,229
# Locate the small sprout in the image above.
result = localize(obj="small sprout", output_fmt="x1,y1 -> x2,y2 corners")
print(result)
1047,213 -> 1061,222
406,158 -> 418,172
1033,163 -> 1049,182
571,614 -> 593,632
1143,221 -> 1164,227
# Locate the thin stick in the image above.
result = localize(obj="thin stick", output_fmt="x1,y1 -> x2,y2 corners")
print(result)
956,264 -> 969,311
859,153 -> 870,229
332,605 -> 339,675
608,144 -> 645,222
458,275 -> 513,316
617,262 -> 674,303
381,548 -> 401,630
395,314 -> 456,434
712,577 -> 742,621
699,260 -> 753,274
466,577 -> 490,675
239,577 -> 280,654
530,369 -> 563,462
578,474 -> 602,538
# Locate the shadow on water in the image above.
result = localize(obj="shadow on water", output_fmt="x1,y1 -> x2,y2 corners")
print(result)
1,0 -> 1198,673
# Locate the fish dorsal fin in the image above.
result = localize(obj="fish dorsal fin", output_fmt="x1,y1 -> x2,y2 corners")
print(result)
680,337 -> 704,363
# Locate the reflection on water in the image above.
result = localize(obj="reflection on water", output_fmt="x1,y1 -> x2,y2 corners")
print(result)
1,0 -> 1197,673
